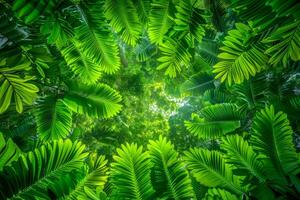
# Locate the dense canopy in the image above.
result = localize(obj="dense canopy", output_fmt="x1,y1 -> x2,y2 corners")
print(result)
0,0 -> 300,199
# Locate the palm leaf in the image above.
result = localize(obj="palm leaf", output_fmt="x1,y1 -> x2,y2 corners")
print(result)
263,19 -> 300,66
0,56 -> 39,114
185,103 -> 242,139
204,188 -> 239,200
76,0 -> 120,74
232,73 -> 270,111
40,15 -> 74,48
221,135 -> 266,182
250,105 -> 299,175
157,38 -> 191,77
104,0 -> 142,45
0,140 -> 88,199
61,41 -> 102,84
132,0 -> 151,24
34,96 -> 72,141
213,23 -> 268,85
266,0 -> 300,19
63,82 -> 122,118
184,148 -> 245,195
148,0 -> 174,44
231,0 -> 279,32
12,0 -> 58,24
147,136 -> 195,200
174,0 -> 206,42
0,9 -> 26,48
64,154 -> 108,200
0,132 -> 21,171
110,143 -> 155,200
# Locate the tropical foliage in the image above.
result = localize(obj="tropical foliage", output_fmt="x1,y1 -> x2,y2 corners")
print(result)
1,0 -> 300,199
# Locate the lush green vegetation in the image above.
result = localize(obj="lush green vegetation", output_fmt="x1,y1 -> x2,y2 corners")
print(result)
0,0 -> 300,199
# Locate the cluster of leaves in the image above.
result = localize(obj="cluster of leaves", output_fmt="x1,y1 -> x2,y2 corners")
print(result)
1,105 -> 299,199
1,0 -> 300,199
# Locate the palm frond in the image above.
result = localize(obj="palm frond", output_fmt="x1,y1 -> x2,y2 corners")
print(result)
0,132 -> 21,171
221,135 -> 266,182
61,41 -> 102,84
104,0 -> 142,45
230,0 -> 279,32
266,0 -> 300,19
110,143 -> 155,200
64,154 -> 108,200
132,0 -> 151,24
232,73 -> 270,111
263,19 -> 300,66
76,0 -> 120,74
34,96 -> 72,141
63,82 -> 122,118
157,38 -> 191,77
147,136 -> 195,199
0,56 -> 39,114
174,0 -> 206,42
213,23 -> 268,85
184,148 -> 245,195
12,0 -> 57,24
40,15 -> 74,48
250,106 -> 299,175
204,188 -> 238,200
148,0 -> 174,44
185,103 -> 243,139
0,140 -> 88,199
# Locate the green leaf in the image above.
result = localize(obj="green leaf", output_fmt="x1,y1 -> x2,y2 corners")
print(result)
250,105 -> 299,175
221,135 -> 266,182
204,188 -> 239,200
184,148 -> 246,195
64,154 -> 108,200
0,56 -> 39,114
12,0 -> 57,24
147,136 -> 195,200
111,143 -> 155,200
76,0 -> 120,74
61,41 -> 103,84
0,132 -> 21,171
63,82 -> 122,118
174,0 -> 206,42
104,0 -> 142,45
157,38 -> 191,77
213,23 -> 268,85
185,103 -> 242,139
263,19 -> 300,66
148,0 -> 174,44
0,140 -> 88,199
34,96 -> 72,141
